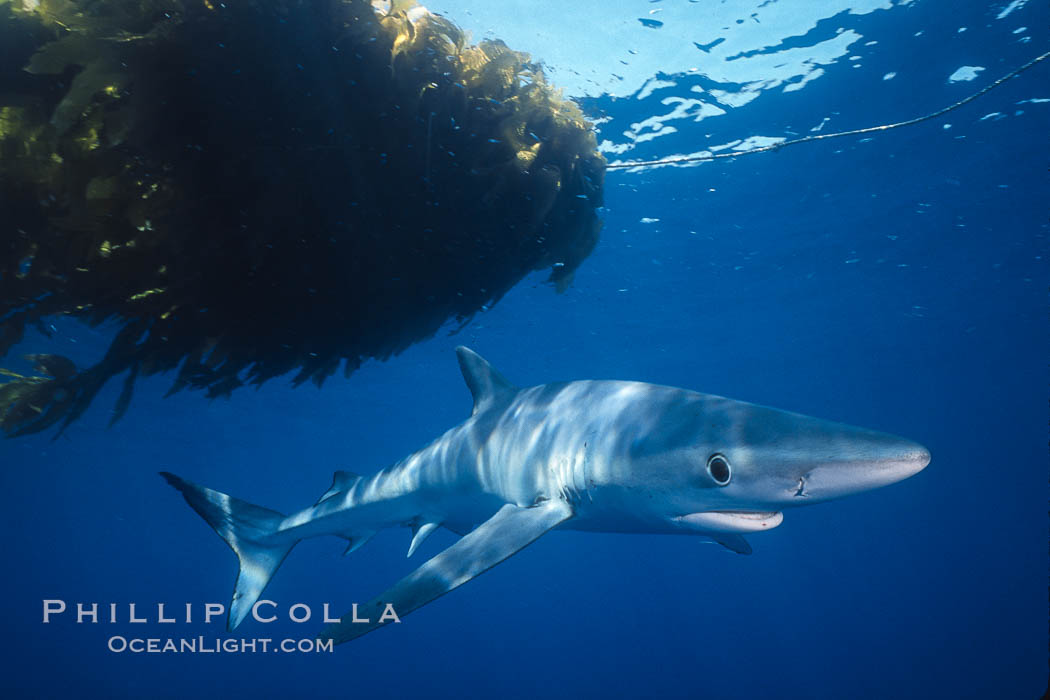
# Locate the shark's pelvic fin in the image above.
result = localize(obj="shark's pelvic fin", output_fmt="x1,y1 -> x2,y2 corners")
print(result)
320,498 -> 574,644
160,472 -> 297,631
455,346 -> 517,416
315,470 -> 361,506
442,520 -> 473,536
407,521 -> 440,558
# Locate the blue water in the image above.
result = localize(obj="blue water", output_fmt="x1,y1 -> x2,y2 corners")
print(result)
2,1 -> 1047,698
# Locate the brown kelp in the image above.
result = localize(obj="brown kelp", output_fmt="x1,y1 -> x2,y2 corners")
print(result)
0,0 -> 605,437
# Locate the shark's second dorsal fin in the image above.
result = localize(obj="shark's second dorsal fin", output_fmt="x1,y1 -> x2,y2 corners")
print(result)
455,347 -> 516,416
315,470 -> 360,506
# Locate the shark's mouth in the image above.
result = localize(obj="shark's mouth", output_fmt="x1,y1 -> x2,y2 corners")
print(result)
677,510 -> 784,533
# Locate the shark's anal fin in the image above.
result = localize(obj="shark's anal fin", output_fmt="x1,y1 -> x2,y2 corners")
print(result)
319,499 -> 573,645
343,530 -> 376,556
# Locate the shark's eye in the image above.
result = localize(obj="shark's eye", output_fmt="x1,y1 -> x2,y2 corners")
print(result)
707,454 -> 732,486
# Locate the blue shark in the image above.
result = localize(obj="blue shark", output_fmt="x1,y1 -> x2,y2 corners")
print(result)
163,346 -> 930,644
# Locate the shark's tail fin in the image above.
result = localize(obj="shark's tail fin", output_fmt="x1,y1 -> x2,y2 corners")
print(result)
161,472 -> 296,631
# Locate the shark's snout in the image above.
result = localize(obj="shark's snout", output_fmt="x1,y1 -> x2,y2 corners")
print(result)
796,437 -> 930,502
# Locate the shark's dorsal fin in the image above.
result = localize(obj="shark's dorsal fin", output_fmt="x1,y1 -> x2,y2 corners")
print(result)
455,347 -> 516,416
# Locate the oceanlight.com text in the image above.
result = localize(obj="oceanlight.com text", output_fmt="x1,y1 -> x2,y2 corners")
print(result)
107,636 -> 334,654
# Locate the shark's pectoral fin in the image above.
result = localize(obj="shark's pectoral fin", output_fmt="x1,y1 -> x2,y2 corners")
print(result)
319,499 -> 573,644
709,533 -> 752,555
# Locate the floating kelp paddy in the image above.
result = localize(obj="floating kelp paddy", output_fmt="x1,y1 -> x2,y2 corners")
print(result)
0,0 -> 605,436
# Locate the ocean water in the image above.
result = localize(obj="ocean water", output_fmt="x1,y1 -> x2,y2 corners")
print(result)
1,1 -> 1047,698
